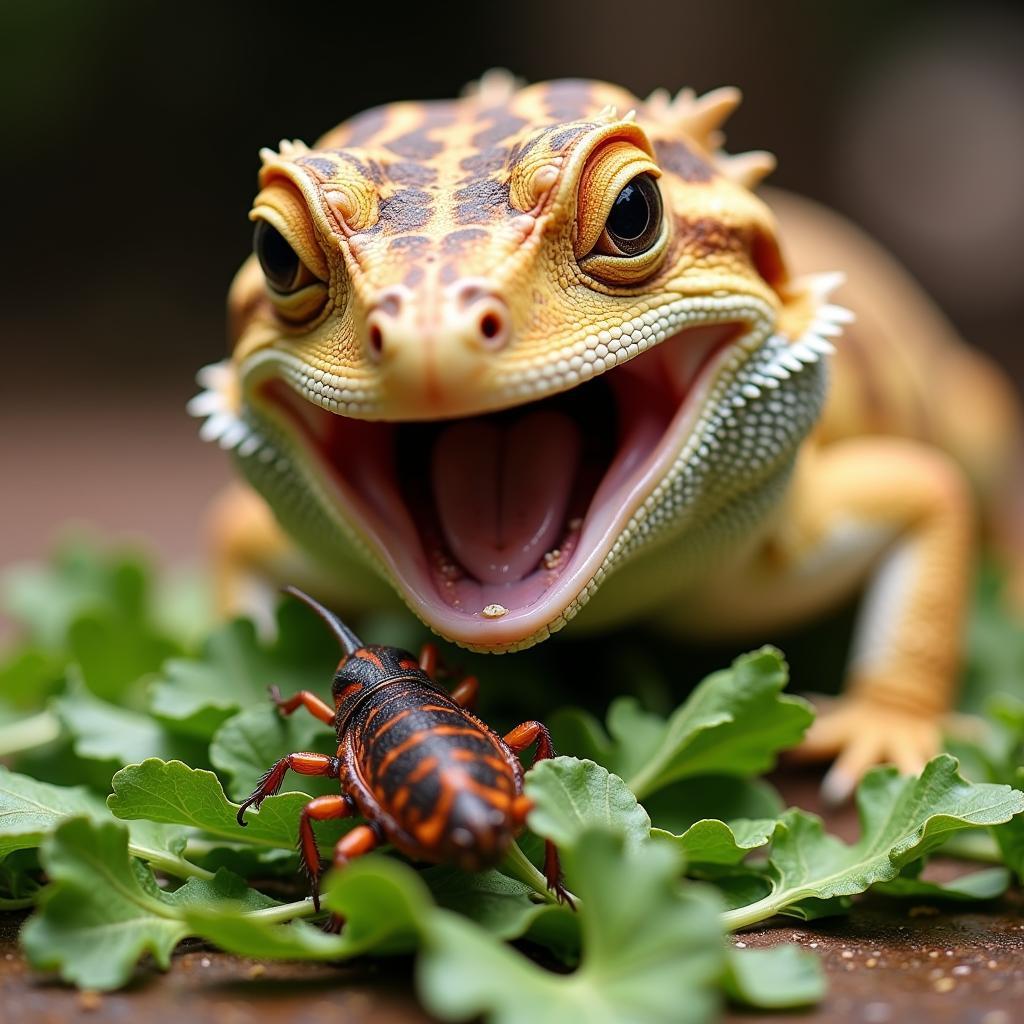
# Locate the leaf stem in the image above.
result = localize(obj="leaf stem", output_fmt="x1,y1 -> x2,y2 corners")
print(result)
500,842 -> 579,906
720,892 -> 791,931
0,894 -> 38,910
242,897 -> 318,924
130,843 -> 215,881
0,710 -> 61,757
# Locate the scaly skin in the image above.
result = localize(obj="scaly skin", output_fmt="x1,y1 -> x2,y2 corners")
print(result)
192,74 -> 1024,799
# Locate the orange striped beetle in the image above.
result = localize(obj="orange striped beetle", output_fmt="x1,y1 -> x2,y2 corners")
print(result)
237,587 -> 569,913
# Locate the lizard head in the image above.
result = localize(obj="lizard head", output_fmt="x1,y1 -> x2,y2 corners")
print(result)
194,75 -> 844,651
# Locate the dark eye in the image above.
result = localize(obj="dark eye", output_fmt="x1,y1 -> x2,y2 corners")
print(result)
254,220 -> 302,292
603,173 -> 663,256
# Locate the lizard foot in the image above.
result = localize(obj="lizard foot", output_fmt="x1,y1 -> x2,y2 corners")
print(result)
789,695 -> 943,805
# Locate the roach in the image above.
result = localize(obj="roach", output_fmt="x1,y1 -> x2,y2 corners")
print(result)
237,586 -> 569,915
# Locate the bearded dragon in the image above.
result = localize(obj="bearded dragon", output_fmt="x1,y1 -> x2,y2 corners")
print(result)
191,73 -> 1024,800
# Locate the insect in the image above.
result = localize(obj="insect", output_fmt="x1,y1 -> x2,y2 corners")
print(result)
237,586 -> 569,912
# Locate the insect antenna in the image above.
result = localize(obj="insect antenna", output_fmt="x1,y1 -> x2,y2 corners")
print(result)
281,586 -> 363,655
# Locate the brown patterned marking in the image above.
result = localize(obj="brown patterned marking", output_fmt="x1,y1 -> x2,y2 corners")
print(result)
329,151 -> 385,185
442,227 -> 488,255
471,113 -> 527,149
677,216 -> 751,259
296,155 -> 339,180
337,682 -> 363,701
377,188 -> 433,233
386,160 -> 438,188
654,139 -> 715,183
543,80 -> 596,120
548,123 -> 594,151
384,103 -> 458,161
453,178 -> 513,226
389,234 -> 431,257
338,105 -> 391,148
459,147 -> 511,181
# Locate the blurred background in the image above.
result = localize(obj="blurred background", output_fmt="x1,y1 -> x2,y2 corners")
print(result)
2,0 -> 1022,577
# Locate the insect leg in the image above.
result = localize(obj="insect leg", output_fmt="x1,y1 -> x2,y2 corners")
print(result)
236,753 -> 340,825
449,675 -> 479,710
502,720 -> 555,762
504,721 -> 573,907
418,643 -> 439,678
322,822 -> 384,932
268,685 -> 335,724
298,794 -> 356,911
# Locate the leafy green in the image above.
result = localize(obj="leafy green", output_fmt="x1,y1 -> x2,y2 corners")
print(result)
524,756 -> 651,850
148,601 -> 336,738
22,817 -> 278,989
419,829 -> 725,1024
0,768 -> 111,858
722,756 -> 1024,928
722,944 -> 826,1009
654,818 -> 778,867
210,702 -> 334,800
551,648 -> 812,799
872,866 -> 1010,901
53,674 -> 187,766
107,758 -> 351,853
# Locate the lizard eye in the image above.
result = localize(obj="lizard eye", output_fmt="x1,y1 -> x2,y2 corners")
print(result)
254,221 -> 314,294
594,174 -> 663,257
574,139 -> 669,285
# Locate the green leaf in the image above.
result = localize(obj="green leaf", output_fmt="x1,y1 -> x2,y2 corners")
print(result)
524,757 -> 651,851
0,768 -> 110,858
21,818 -> 190,989
423,866 -> 579,962
1,541 -> 179,704
53,675 -> 187,766
643,775 -> 783,835
107,758 -> 350,853
654,818 -> 778,867
185,854 -> 431,961
722,755 -> 1024,929
21,817 -> 283,989
551,648 -> 812,799
210,702 -> 334,801
148,601 -> 337,738
418,829 -> 725,1024
0,766 -> 200,880
873,867 -> 1010,901
2,540 -> 149,650
722,944 -> 826,1009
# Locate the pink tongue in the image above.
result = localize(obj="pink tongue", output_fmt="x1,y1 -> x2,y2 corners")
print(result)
431,410 -> 582,584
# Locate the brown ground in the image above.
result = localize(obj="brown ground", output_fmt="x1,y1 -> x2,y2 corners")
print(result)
2,396 -> 1022,1023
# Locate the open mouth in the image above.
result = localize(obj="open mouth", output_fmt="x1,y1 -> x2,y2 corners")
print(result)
257,321 -> 746,645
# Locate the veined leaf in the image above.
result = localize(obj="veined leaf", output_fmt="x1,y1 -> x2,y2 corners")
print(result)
148,601 -> 337,738
107,758 -> 351,852
722,755 -> 1024,929
551,648 -> 811,799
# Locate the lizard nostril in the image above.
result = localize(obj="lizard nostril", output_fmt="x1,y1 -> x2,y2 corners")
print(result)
368,322 -> 384,358
479,311 -> 502,341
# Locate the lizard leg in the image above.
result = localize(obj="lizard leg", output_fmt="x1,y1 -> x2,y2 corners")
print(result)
775,438 -> 974,800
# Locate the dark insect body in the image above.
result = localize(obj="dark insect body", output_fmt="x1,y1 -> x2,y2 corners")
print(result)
237,586 -> 568,914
